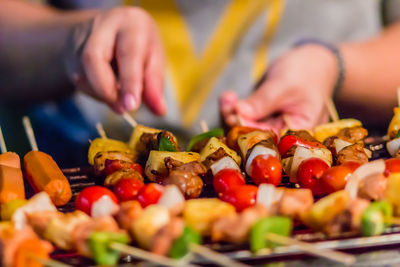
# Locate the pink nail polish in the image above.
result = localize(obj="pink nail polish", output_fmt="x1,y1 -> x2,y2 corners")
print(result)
124,94 -> 136,111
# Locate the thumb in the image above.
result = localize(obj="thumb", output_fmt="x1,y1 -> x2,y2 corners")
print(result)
235,80 -> 283,120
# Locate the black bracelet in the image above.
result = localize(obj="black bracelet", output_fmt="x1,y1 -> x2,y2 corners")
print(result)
293,39 -> 345,99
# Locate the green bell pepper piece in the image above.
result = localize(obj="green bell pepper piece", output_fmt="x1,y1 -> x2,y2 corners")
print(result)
159,136 -> 177,152
250,216 -> 292,253
1,199 -> 27,221
397,129 -> 400,138
88,231 -> 130,265
361,201 -> 392,237
187,128 -> 224,151
170,226 -> 202,259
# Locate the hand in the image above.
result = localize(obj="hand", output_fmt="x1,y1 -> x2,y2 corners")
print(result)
66,7 -> 165,115
220,44 -> 338,133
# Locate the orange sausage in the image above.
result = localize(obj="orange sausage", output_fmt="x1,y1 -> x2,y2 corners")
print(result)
0,152 -> 21,169
24,151 -> 72,206
14,237 -> 53,267
0,165 -> 25,204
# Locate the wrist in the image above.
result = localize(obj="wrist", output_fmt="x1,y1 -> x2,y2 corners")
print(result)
294,39 -> 345,98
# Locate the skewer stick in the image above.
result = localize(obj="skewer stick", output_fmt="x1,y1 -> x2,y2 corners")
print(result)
109,242 -> 198,267
0,125 -> 7,153
189,243 -> 251,267
95,122 -> 107,139
122,113 -> 137,128
282,114 -> 293,130
200,120 -> 209,133
22,116 -> 39,151
324,98 -> 339,122
28,254 -> 72,267
397,87 -> 400,107
265,233 -> 356,265
237,115 -> 245,126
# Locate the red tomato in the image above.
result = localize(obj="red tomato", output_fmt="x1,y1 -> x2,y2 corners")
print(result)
104,159 -> 143,176
220,185 -> 257,212
213,169 -> 245,194
342,161 -> 361,172
75,186 -> 118,215
297,158 -> 329,196
113,178 -> 144,202
320,165 -> 354,194
385,158 -> 400,176
250,155 -> 282,185
278,135 -> 325,157
136,183 -> 164,208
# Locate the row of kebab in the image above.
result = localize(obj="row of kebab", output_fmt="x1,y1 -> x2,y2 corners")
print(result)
3,106 -> 400,266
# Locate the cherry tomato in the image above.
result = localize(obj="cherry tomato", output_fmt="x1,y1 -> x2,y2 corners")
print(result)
75,186 -> 118,215
220,185 -> 257,212
278,135 -> 325,157
320,165 -> 354,194
297,157 -> 329,196
104,159 -> 143,176
342,161 -> 361,172
136,183 -> 164,208
213,169 -> 245,194
250,155 -> 282,185
113,178 -> 144,202
385,158 -> 400,176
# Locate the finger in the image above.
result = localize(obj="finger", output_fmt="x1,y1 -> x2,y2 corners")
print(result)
143,34 -> 166,116
81,36 -> 118,105
116,26 -> 148,111
219,90 -> 238,121
234,80 -> 286,120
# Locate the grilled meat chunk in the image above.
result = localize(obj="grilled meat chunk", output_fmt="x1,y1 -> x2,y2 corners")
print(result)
337,143 -> 369,165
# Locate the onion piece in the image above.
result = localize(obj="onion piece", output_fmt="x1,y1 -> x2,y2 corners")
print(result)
334,138 -> 353,154
91,195 -> 120,218
289,146 -> 332,182
256,183 -> 283,210
210,156 -> 240,176
345,159 -> 385,199
387,138 -> 400,157
245,145 -> 278,175
13,192 -> 57,230
158,184 -> 185,210
364,148 -> 372,158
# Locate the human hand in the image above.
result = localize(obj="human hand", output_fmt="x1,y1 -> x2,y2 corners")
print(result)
220,44 -> 338,133
66,7 -> 165,115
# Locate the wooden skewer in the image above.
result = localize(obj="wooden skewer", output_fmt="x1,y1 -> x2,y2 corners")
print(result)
200,120 -> 209,133
265,233 -> 356,265
397,87 -> 400,107
0,125 -> 7,153
189,243 -> 251,267
22,116 -> 39,151
95,122 -> 108,139
109,242 -> 198,267
28,253 -> 72,267
237,115 -> 245,126
282,114 -> 293,130
122,112 -> 138,128
324,98 -> 339,122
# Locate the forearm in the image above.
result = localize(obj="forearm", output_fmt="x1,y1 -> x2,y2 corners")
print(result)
0,0 -> 97,103
339,21 -> 400,109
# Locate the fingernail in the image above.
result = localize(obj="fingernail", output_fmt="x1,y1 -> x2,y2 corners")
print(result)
236,101 -> 253,115
124,94 -> 136,111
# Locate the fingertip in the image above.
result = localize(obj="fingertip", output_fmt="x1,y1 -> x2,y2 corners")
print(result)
123,93 -> 138,111
235,101 -> 255,118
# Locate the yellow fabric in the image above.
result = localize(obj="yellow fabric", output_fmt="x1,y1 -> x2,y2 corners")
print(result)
128,0 -> 284,127
252,0 -> 285,82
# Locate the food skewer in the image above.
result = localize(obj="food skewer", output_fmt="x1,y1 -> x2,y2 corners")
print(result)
265,233 -> 356,265
325,97 -> 339,122
0,125 -> 7,153
95,122 -> 108,139
22,116 -> 39,151
200,120 -> 209,133
122,112 -> 138,128
28,253 -> 73,267
189,243 -> 250,267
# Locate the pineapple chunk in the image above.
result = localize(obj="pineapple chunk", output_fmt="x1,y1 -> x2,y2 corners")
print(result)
385,173 -> 400,216
88,138 -> 133,165
184,198 -> 236,235
304,190 -> 350,230
128,125 -> 161,152
200,137 -> 241,165
145,151 -> 200,181
238,130 -> 275,157
313,119 -> 362,143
